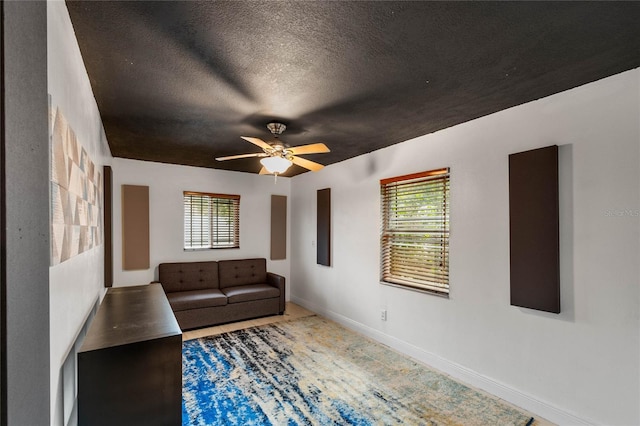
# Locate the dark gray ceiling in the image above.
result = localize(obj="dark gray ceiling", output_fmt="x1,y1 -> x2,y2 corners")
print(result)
66,1 -> 640,176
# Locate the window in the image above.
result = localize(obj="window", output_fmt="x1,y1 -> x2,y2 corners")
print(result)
184,192 -> 240,249
380,168 -> 450,296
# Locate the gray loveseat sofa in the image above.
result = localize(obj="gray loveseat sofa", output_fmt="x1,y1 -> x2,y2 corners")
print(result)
157,258 -> 285,330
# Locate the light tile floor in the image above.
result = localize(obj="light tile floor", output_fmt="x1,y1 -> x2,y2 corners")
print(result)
182,302 -> 315,341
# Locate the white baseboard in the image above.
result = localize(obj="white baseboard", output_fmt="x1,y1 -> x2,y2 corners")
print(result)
291,296 -> 595,426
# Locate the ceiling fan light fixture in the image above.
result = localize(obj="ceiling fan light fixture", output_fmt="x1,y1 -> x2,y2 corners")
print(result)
260,156 -> 292,174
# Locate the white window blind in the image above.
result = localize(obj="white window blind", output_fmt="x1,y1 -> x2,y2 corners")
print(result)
380,168 -> 450,296
184,192 -> 240,249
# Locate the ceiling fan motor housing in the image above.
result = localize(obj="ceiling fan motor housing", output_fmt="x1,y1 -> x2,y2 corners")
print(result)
267,122 -> 286,135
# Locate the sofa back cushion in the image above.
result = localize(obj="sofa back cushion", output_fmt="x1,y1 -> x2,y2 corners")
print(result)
159,261 -> 219,293
218,258 -> 267,289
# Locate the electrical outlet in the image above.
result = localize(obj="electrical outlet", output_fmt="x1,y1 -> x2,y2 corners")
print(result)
381,309 -> 387,321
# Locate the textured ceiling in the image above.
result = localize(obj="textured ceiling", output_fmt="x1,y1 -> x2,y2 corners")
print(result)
66,1 -> 640,176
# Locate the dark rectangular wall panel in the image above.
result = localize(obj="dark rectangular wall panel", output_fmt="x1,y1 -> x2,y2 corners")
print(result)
317,188 -> 331,266
103,166 -> 113,286
270,195 -> 287,260
509,145 -> 560,313
122,185 -> 150,270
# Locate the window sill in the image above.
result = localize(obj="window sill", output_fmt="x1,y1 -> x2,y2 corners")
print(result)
380,281 -> 449,299
184,247 -> 239,251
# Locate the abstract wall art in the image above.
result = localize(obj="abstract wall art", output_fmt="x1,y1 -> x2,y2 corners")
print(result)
50,107 -> 103,265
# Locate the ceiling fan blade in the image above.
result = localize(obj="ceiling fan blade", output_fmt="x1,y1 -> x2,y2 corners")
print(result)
288,143 -> 330,155
215,153 -> 266,161
259,167 -> 270,175
291,155 -> 324,172
240,136 -> 272,151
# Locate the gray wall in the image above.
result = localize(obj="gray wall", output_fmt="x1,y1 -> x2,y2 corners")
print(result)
3,1 -> 50,425
1,1 -> 4,421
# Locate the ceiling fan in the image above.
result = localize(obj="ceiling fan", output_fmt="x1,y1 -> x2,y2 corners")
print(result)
215,122 -> 330,176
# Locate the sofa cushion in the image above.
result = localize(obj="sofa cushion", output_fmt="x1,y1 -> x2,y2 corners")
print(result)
159,261 -> 219,292
218,258 -> 267,289
222,284 -> 280,304
166,289 -> 227,312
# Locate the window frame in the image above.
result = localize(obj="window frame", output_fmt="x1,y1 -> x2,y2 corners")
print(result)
183,191 -> 240,250
380,168 -> 450,297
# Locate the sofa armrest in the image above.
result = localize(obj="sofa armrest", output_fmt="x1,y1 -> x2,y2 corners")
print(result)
266,272 -> 286,314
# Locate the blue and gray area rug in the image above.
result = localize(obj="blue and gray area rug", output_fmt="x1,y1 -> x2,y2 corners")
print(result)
182,316 -> 534,425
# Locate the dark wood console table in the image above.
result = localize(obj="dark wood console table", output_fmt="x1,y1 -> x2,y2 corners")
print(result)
78,284 -> 182,426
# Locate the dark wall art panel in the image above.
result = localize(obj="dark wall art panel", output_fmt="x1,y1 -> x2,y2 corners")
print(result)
270,195 -> 287,260
317,188 -> 331,266
122,184 -> 150,271
104,166 -> 113,286
509,145 -> 560,313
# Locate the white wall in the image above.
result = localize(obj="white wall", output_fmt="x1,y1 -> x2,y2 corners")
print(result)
47,2 -> 113,425
43,5 -> 638,423
290,69 -> 639,425
111,158 -> 291,292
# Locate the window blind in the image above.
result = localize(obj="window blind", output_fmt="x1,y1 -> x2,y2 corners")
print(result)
184,192 -> 240,249
380,168 -> 450,295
